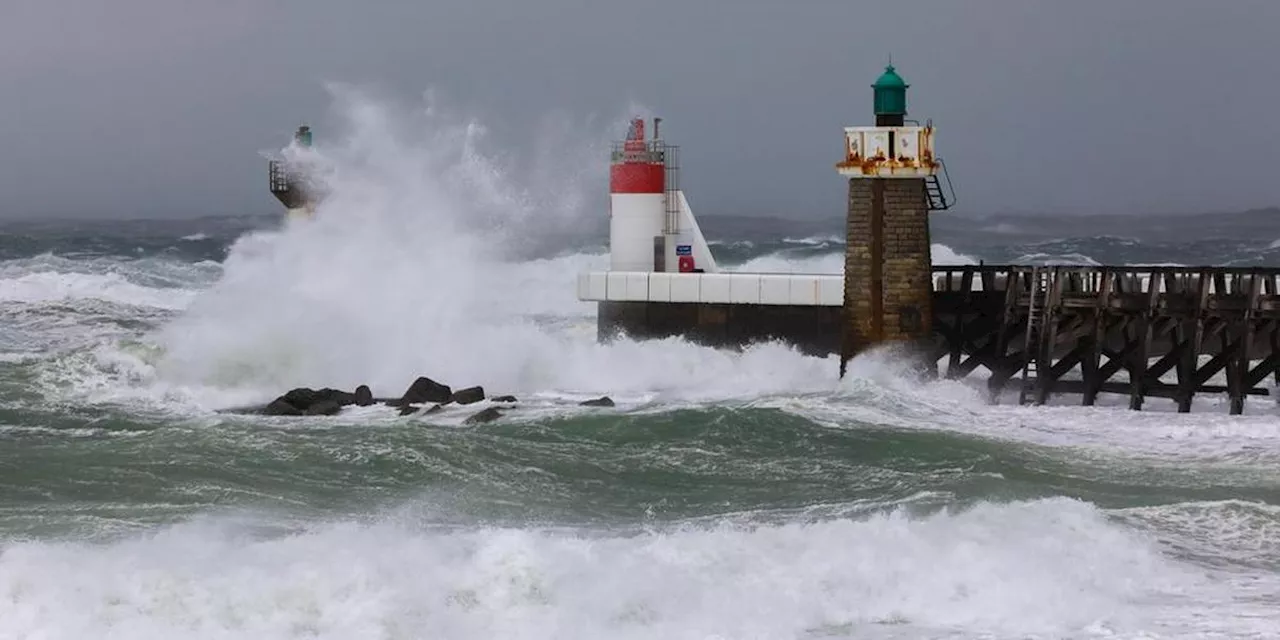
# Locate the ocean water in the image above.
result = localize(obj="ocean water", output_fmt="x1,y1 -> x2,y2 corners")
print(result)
1,97 -> 1279,639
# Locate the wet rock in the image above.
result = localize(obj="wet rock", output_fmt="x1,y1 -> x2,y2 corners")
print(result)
397,377 -> 452,406
273,387 -> 357,413
263,398 -> 303,416
579,396 -> 615,407
305,399 -> 343,416
490,395 -> 518,403
398,404 -> 421,416
464,407 -> 503,425
452,386 -> 485,405
281,387 -> 321,409
354,385 -> 374,407
424,404 -> 445,415
318,387 -> 357,406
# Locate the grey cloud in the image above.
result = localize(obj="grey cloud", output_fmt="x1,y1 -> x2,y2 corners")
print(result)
0,0 -> 1277,219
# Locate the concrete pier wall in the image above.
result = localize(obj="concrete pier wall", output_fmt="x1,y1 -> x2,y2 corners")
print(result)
597,301 -> 842,357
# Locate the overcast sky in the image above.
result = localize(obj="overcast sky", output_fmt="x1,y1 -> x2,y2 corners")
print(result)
2,0 -> 1278,220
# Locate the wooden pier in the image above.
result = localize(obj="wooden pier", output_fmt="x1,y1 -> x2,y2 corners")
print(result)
933,265 -> 1280,414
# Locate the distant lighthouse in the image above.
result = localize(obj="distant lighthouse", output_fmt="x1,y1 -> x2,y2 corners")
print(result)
268,125 -> 320,220
836,63 -> 953,376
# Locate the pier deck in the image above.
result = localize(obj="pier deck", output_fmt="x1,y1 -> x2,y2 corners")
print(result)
935,265 -> 1280,414
587,265 -> 1280,414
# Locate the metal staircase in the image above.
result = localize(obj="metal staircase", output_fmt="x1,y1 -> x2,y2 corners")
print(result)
1018,267 -> 1052,405
925,158 -> 957,211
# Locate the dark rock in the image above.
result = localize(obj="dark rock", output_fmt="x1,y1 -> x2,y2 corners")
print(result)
398,404 -> 421,416
397,377 -> 452,406
579,396 -> 615,407
263,398 -> 303,416
274,386 -> 357,414
315,387 -> 357,406
305,399 -> 343,416
464,407 -> 503,425
424,404 -> 445,415
491,395 -> 518,403
281,387 -> 321,409
354,385 -> 374,406
452,386 -> 485,405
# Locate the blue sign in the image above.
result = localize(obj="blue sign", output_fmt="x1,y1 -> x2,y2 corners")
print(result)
676,244 -> 692,256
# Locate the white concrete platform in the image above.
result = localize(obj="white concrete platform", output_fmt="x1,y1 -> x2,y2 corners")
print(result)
576,271 -> 844,306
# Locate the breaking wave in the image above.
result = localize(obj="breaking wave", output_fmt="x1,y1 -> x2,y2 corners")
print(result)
0,498 -> 1265,640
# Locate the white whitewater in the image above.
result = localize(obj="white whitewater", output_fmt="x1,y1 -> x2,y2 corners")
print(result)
2,498 -> 1270,640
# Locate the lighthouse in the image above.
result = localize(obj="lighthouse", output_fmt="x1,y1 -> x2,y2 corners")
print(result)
608,118 -> 717,274
579,118 -> 843,352
836,64 -> 953,376
268,125 -> 321,220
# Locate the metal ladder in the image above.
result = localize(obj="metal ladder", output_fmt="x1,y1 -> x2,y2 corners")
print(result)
662,145 -> 681,235
1018,267 -> 1051,405
924,158 -> 957,211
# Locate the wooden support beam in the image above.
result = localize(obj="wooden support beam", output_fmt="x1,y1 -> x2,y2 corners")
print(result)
1228,275 -> 1263,415
1173,319 -> 1195,414
1098,325 -> 1139,384
1033,268 -> 1064,405
987,271 -> 1021,403
1194,336 -> 1242,388
1047,347 -> 1085,381
1128,276 -> 1160,410
944,270 -> 974,376
1083,274 -> 1113,406
1246,351 -> 1280,389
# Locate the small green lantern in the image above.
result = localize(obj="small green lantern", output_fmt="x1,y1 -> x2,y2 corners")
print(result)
295,125 -> 313,148
872,65 -> 908,124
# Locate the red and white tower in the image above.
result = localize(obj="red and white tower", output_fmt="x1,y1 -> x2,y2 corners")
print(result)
609,118 -> 667,271
608,118 -> 717,274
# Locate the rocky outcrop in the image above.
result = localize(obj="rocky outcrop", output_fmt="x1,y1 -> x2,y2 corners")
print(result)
306,400 -> 344,416
263,398 -> 303,416
287,387 -> 355,409
395,377 -> 452,406
452,386 -> 485,405
232,376 -> 594,419
354,385 -> 374,406
261,386 -> 360,415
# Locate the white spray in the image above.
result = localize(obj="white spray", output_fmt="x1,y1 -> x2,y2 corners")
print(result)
149,87 -> 840,404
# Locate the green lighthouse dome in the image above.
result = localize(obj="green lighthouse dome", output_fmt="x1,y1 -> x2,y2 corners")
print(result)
872,64 -> 909,118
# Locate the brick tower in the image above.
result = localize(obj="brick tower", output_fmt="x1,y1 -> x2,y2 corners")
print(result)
837,64 -> 951,376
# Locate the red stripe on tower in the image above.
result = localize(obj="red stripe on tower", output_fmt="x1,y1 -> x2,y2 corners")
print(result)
610,163 -> 664,194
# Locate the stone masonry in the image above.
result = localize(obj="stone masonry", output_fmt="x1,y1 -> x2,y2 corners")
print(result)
842,178 -> 933,369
